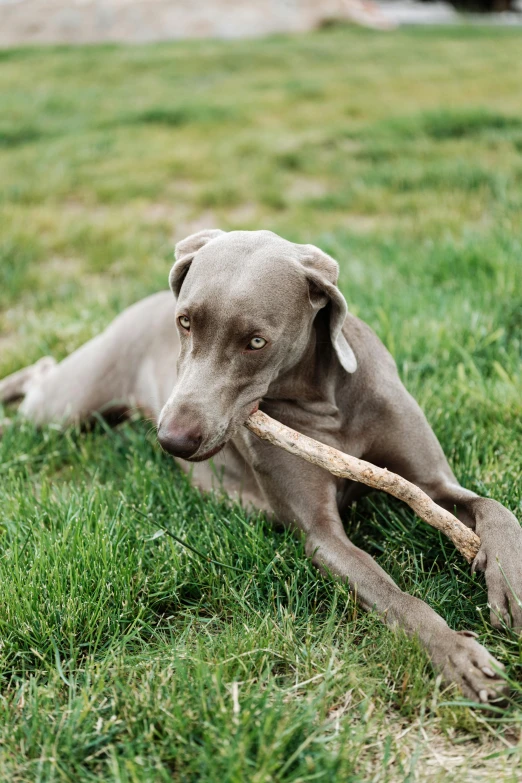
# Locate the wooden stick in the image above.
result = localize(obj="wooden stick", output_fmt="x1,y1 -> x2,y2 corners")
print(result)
244,410 -> 480,563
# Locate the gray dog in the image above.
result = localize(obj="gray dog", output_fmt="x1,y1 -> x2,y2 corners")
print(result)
2,229 -> 521,702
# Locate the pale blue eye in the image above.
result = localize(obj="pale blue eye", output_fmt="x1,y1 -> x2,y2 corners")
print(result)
179,316 -> 190,330
248,337 -> 266,350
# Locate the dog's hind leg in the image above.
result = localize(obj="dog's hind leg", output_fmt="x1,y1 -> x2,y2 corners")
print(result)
16,321 -> 148,429
4,292 -> 177,430
0,357 -> 57,437
17,333 -> 131,428
0,357 -> 57,405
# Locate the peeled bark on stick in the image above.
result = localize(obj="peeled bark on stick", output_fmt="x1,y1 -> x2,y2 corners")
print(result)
244,410 -> 480,563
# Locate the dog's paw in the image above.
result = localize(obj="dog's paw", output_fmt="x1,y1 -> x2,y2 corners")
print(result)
431,629 -> 507,704
472,529 -> 522,632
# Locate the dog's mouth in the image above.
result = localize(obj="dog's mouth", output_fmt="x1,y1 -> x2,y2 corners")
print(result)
185,401 -> 260,463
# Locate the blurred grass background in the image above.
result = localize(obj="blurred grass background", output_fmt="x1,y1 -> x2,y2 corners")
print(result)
0,24 -> 521,780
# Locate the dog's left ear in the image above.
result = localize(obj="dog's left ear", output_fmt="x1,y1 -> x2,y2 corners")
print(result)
297,244 -> 357,373
170,229 -> 226,296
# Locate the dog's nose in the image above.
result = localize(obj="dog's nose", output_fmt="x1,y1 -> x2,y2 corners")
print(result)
157,425 -> 202,459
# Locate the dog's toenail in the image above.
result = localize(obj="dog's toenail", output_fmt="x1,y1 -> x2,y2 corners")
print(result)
479,689 -> 489,703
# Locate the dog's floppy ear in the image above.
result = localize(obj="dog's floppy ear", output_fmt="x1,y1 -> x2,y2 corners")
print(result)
170,229 -> 226,296
297,244 -> 357,373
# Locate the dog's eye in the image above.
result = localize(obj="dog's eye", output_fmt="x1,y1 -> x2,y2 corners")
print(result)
247,337 -> 266,351
178,315 -> 190,331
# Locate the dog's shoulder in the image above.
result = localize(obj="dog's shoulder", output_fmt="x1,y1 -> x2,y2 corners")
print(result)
342,312 -> 399,380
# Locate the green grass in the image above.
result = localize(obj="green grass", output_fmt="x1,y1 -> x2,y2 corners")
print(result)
1,24 -> 522,781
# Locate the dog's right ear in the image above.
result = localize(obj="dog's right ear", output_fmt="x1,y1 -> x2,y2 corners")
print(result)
170,229 -> 226,296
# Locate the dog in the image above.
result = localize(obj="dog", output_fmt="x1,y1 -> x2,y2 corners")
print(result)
2,228 -> 521,702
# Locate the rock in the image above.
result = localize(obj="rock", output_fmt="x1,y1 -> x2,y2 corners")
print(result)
0,0 -> 393,47
1,0 -> 520,48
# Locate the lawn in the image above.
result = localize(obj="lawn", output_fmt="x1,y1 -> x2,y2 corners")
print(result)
1,23 -> 522,781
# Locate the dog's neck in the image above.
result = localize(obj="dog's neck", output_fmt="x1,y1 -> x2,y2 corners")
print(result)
263,310 -> 342,418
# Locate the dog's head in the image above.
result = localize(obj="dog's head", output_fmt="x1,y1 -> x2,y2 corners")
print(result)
157,229 -> 356,461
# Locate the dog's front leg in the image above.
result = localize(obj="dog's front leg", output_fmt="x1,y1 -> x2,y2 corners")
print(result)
244,438 -> 507,703
361,390 -> 522,633
305,520 -> 509,702
430,486 -> 522,632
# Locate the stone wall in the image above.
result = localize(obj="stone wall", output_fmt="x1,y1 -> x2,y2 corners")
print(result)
0,0 -> 363,47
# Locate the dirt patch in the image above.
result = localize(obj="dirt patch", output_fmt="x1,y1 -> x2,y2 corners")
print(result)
341,213 -> 382,232
225,202 -> 259,225
327,694 -> 521,781
287,175 -> 329,201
